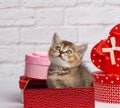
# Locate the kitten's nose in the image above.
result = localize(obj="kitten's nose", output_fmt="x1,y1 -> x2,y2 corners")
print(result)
59,51 -> 64,55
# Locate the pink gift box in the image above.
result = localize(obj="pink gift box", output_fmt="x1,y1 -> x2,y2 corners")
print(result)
25,52 -> 51,79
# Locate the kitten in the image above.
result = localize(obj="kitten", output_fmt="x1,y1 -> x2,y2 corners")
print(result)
47,33 -> 93,88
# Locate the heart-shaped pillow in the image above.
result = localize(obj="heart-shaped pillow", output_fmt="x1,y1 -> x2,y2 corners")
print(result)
91,24 -> 120,74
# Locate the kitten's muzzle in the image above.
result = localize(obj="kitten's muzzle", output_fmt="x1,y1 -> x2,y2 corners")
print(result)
58,51 -> 65,61
58,51 -> 64,57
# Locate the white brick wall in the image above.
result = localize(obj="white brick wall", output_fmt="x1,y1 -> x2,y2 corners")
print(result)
66,7 -> 119,25
0,9 -> 35,26
36,9 -> 64,26
22,0 -> 78,7
0,0 -> 120,78
21,27 -> 78,43
0,0 -> 19,8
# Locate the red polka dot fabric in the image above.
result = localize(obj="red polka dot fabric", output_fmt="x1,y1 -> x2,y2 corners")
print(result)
91,24 -> 120,74
93,71 -> 120,85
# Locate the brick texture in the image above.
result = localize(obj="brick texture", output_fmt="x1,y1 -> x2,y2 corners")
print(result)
0,0 -> 19,8
78,26 -> 105,43
0,9 -> 35,26
66,7 -> 119,25
22,0 -> 78,7
0,28 -> 19,44
21,27 -> 78,43
36,9 -> 64,26
105,0 -> 120,5
0,0 -> 120,78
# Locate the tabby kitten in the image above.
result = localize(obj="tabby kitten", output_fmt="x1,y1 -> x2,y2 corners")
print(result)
47,33 -> 93,88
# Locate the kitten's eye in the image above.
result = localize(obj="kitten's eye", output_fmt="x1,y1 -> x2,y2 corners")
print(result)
55,46 -> 61,51
66,50 -> 72,54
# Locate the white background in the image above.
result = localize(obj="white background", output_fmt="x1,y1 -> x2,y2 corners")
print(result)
0,0 -> 120,108
1,0 -> 120,78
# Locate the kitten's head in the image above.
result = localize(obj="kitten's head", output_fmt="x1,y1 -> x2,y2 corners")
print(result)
48,33 -> 88,67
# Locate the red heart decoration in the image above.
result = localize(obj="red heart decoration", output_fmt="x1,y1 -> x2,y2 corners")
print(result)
91,24 -> 120,75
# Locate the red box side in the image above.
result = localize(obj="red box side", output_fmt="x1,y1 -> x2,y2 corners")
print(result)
23,79 -> 95,108
19,76 -> 30,89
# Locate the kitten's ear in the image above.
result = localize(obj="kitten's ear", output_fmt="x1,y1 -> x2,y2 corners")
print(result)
77,43 -> 88,56
52,33 -> 62,44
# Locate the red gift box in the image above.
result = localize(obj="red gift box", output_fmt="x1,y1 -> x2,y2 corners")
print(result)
19,76 -> 95,108
91,24 -> 120,104
93,71 -> 120,104
19,76 -> 31,103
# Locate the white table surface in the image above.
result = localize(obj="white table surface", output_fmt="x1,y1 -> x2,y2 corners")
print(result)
0,78 -> 120,108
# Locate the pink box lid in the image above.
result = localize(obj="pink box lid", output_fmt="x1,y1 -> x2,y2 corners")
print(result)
25,52 -> 50,65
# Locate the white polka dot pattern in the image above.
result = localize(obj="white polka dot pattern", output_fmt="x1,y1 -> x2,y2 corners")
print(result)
91,24 -> 120,75
93,72 -> 120,84
93,71 -> 120,104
